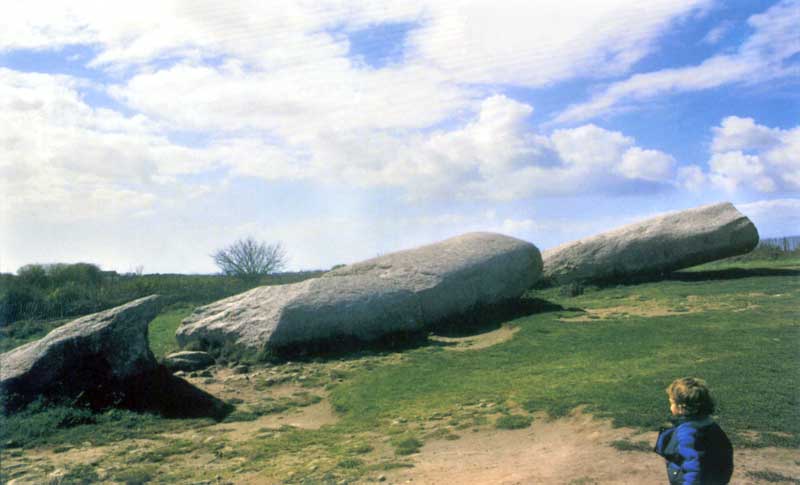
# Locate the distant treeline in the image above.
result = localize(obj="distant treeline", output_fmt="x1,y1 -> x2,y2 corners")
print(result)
718,235 -> 800,263
759,236 -> 800,252
0,263 -> 324,326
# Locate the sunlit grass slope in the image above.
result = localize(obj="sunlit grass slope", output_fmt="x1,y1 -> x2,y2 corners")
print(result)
331,263 -> 800,448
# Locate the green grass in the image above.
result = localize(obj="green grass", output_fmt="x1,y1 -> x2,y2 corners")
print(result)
62,463 -> 100,484
111,464 -> 159,485
0,318 -> 70,353
3,258 -> 798,483
684,256 -> 800,271
148,306 -> 194,359
223,392 -> 323,423
330,261 -> 800,448
0,401 -> 212,449
495,414 -> 533,430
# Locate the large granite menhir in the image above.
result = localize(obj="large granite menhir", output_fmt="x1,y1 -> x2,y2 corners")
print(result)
177,232 -> 542,352
1,295 -> 161,412
542,202 -> 759,285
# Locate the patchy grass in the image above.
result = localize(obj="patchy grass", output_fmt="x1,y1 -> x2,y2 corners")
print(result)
495,414 -> 533,430
745,470 -> 800,484
110,464 -> 159,485
330,261 -> 800,449
0,401 -> 212,449
223,392 -> 323,423
3,258 -> 798,483
149,306 -> 194,359
392,436 -> 423,455
62,463 -> 100,484
609,439 -> 652,452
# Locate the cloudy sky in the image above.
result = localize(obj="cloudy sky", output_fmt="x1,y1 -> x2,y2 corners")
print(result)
1,0 -> 798,274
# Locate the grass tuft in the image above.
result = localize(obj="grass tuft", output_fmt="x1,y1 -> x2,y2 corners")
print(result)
495,414 -> 533,430
392,437 -> 423,455
745,470 -> 800,484
609,439 -> 651,452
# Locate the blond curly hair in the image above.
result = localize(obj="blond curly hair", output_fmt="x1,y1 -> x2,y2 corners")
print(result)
667,377 -> 716,416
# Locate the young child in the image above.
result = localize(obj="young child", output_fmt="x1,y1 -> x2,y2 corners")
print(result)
654,377 -> 734,484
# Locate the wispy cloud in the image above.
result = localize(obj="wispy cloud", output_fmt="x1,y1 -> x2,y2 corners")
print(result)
553,0 -> 800,124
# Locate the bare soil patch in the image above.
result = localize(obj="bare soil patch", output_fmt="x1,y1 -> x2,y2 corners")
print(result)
557,294 -> 763,323
430,324 -> 520,351
559,303 -> 696,322
379,409 -> 800,485
209,400 -> 338,443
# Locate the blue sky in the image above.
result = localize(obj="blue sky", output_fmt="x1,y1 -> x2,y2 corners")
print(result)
1,0 -> 798,274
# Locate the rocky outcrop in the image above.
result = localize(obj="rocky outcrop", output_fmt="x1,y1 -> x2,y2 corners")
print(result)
177,232 -> 542,352
163,351 -> 215,372
1,295 -> 161,412
542,202 -> 759,285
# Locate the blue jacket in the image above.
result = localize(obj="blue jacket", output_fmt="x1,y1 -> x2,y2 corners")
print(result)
654,416 -> 733,485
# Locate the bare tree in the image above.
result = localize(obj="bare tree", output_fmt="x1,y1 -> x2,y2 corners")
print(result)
213,237 -> 288,279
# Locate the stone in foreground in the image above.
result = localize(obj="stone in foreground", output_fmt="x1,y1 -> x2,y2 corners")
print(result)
163,350 -> 215,372
542,202 -> 759,285
177,232 -> 542,352
1,295 -> 161,412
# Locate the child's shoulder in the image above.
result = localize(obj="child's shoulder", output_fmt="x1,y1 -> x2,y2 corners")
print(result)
674,415 -> 716,436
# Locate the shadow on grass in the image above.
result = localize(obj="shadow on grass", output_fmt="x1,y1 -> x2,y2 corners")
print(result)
668,267 -> 800,282
2,365 -> 232,421
429,297 -> 564,338
566,267 -> 800,289
266,297 -> 565,361
118,366 -> 232,420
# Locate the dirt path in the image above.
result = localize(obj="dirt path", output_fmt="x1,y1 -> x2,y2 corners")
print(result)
381,409 -> 800,485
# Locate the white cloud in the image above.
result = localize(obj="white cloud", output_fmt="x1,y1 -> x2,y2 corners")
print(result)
3,0 -> 710,84
111,60 -> 476,139
737,198 -> 800,237
0,1 -> 714,209
0,68 -> 216,223
554,0 -> 800,124
703,117 -> 800,193
286,96 -> 680,200
764,128 -> 800,188
4,72 -> 682,219
702,22 -> 731,45
739,198 -> 800,215
619,147 -> 676,181
551,125 -> 633,168
708,151 -> 776,193
0,1 -> 357,69
407,0 -> 711,86
712,116 -> 783,152
677,165 -> 707,192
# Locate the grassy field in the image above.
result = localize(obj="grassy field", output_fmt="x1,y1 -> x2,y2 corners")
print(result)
1,257 -> 798,483
331,265 -> 799,445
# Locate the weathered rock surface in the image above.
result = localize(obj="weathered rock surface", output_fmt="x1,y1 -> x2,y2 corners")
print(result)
542,202 -> 759,285
177,232 -> 542,352
1,295 -> 161,411
162,351 -> 215,372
